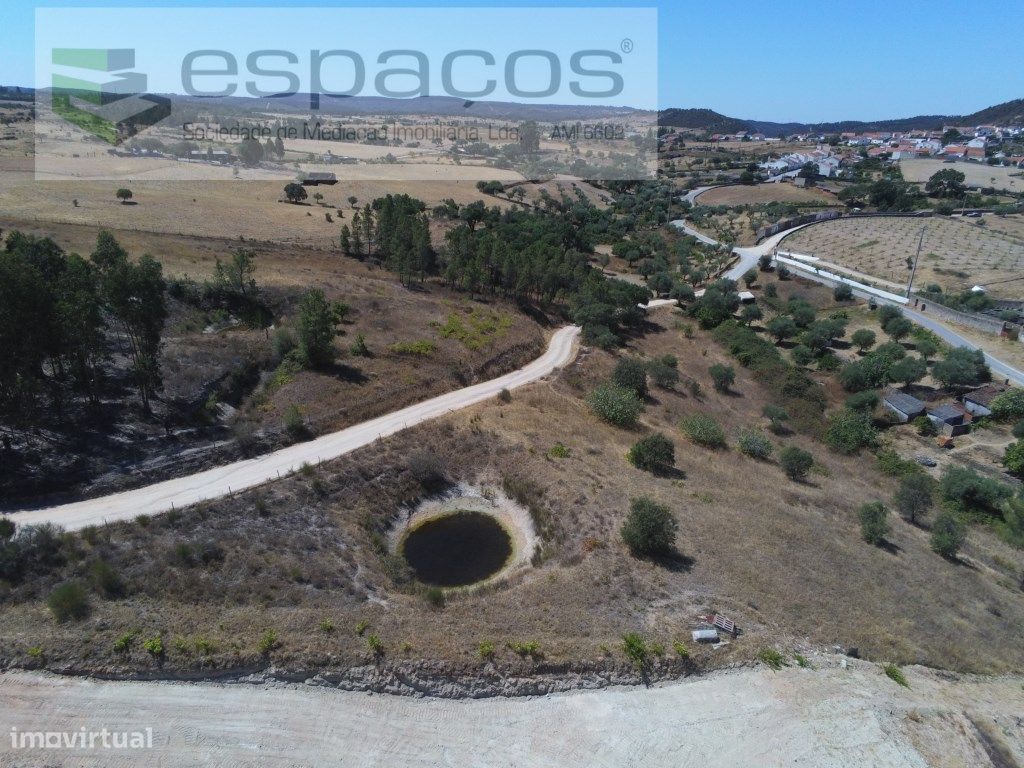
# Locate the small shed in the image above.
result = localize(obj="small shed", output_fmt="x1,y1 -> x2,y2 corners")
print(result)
737,291 -> 756,304
692,628 -> 719,644
927,403 -> 970,436
883,391 -> 926,423
961,384 -> 1006,417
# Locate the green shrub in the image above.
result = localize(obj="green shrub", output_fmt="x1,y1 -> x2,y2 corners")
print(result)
737,429 -> 773,460
673,640 -> 690,659
89,559 -> 125,599
1012,420 -> 1024,439
833,284 -> 854,301
317,618 -> 335,633
388,339 -> 437,356
851,328 -> 876,353
548,442 -> 570,459
1003,441 -> 1024,478
990,389 -> 1024,421
894,473 -> 933,524
912,415 -> 937,436
47,582 -> 89,622
621,497 -> 678,557
680,413 -> 726,449
762,404 -> 789,433
622,632 -> 649,667
142,635 -> 164,656
507,640 -> 542,658
875,448 -> 922,477
588,383 -> 644,428
758,648 -> 786,670
647,356 -> 679,389
845,390 -> 879,413
355,619 -> 369,636
883,663 -> 909,688
825,408 -> 877,454
283,404 -> 307,440
790,345 -> 815,367
708,363 -> 735,392
349,333 -> 370,357
257,629 -> 279,655
366,634 -> 384,656
113,631 -> 136,653
939,466 -> 1011,516
780,446 -> 814,481
930,510 -> 966,559
858,502 -> 890,545
794,653 -> 811,668
424,586 -> 446,608
627,433 -> 675,473
612,357 -> 649,398
478,641 -> 496,659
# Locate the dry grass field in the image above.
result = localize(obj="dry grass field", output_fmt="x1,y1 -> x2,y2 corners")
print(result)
900,158 -> 1024,192
781,215 -> 1024,297
2,300 -> 1022,679
698,183 -> 839,207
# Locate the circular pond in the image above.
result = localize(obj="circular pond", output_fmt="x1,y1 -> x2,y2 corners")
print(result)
401,510 -> 513,587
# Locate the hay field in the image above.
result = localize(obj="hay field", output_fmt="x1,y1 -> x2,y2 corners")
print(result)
698,183 -> 839,206
900,158 -> 1023,191
781,215 -> 1024,297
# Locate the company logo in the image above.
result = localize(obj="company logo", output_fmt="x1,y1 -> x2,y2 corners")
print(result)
50,48 -> 170,145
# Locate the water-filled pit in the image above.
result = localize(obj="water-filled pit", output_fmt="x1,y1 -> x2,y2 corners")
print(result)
388,484 -> 538,589
401,510 -> 513,587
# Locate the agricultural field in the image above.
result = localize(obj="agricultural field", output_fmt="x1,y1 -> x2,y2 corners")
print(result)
780,215 -> 1024,297
697,182 -> 840,207
900,158 -> 1024,192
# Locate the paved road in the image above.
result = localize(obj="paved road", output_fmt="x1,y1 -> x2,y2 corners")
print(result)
3,661 -> 1021,767
7,326 -> 582,531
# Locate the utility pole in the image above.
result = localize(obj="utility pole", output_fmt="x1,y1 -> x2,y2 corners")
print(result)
906,226 -> 926,298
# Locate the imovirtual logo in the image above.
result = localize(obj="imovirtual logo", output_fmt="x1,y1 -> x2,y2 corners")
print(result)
50,48 -> 170,145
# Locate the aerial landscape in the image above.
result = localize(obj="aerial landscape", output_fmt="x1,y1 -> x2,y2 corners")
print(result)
2,1 -> 1024,766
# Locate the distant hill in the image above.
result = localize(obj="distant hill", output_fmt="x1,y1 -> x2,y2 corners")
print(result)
660,98 -> 1024,137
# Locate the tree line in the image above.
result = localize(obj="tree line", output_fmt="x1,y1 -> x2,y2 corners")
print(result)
0,230 -> 167,426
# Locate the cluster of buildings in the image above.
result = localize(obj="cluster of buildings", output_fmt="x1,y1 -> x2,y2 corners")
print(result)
759,148 -> 841,178
883,384 -> 1009,439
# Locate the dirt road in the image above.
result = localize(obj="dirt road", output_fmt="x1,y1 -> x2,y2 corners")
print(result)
7,326 -> 580,531
2,659 -> 1021,767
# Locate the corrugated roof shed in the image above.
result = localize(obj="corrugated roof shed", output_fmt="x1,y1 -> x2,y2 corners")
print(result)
928,403 -> 963,422
884,391 -> 925,414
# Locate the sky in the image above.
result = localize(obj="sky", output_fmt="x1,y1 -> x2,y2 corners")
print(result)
4,0 -> 1023,122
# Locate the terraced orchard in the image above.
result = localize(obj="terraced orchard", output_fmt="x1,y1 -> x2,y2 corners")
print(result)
781,215 -> 1024,297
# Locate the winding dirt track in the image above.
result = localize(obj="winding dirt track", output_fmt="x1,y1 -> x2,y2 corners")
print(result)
8,326 -> 581,531
2,661 -> 1022,767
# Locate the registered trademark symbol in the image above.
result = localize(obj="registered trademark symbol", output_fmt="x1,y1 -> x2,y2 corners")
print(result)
620,38 -> 633,53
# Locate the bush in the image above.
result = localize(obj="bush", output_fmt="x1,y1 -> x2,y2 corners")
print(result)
912,415 -> 937,436
612,358 -> 649,398
1004,441 -> 1024,478
825,408 -> 877,454
627,433 -> 675,473
0,523 -> 66,585
833,284 -> 853,301
939,466 -> 1011,516
621,497 -> 678,557
876,448 -> 923,478
143,635 -> 164,656
1013,420 -> 1024,439
349,333 -> 370,357
762,404 -> 789,433
858,502 -> 890,545
790,345 -> 815,367
780,446 -> 813,481
894,473 -> 933,524
622,632 -> 649,667
680,413 -> 726,448
89,559 -> 125,599
884,664 -> 909,688
708,363 -> 735,392
647,356 -> 679,389
257,629 -> 279,655
548,442 -> 570,459
932,347 -> 990,389
991,389 -> 1024,421
758,648 -> 786,670
845,390 -> 879,413
930,510 -> 965,559
47,582 -> 89,622
737,429 -> 773,460
588,383 -> 644,428
0,517 -> 14,541
851,328 -> 876,353
283,404 -> 307,441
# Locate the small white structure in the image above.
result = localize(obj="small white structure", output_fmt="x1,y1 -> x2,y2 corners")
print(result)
692,628 -> 720,643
